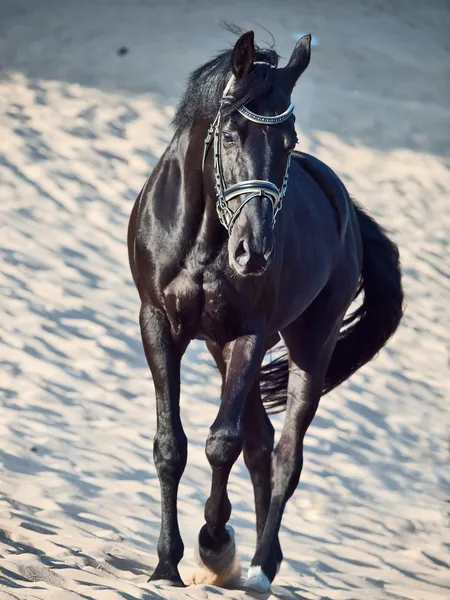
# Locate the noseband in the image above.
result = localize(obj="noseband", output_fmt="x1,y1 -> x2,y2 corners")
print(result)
202,71 -> 295,232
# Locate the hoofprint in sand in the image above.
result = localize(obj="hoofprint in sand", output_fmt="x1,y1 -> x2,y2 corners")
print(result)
1,1 -> 449,599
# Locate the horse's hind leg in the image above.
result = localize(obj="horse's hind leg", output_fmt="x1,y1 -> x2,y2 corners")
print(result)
140,304 -> 188,586
243,383 -> 282,565
193,330 -> 264,585
246,313 -> 342,592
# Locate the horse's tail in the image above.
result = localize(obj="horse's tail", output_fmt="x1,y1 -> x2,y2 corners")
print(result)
260,203 -> 404,412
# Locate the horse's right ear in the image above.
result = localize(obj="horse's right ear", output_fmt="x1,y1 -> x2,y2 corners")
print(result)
231,31 -> 255,80
282,34 -> 311,90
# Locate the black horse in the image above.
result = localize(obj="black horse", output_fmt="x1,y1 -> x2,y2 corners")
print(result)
128,31 -> 403,591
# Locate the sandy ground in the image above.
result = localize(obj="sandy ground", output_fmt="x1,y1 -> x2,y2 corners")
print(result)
1,1 -> 450,598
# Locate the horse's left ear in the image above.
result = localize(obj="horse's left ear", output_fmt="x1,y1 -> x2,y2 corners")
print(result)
282,34 -> 311,90
231,31 -> 255,80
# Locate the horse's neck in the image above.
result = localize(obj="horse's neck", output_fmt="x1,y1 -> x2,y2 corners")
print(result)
168,124 -> 226,256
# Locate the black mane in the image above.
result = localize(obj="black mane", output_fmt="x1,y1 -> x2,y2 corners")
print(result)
172,45 -> 279,132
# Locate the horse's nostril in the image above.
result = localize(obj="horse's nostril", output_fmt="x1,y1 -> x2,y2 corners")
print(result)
235,239 -> 250,267
233,237 -> 273,273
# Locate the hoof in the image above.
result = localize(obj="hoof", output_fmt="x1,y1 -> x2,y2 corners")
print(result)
244,566 -> 271,593
148,564 -> 185,587
148,576 -> 185,587
196,524 -> 236,571
189,524 -> 241,587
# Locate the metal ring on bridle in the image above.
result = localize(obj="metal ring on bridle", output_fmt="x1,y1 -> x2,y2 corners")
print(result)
202,71 -> 295,232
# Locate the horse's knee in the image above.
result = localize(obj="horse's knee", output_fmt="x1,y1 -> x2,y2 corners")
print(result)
154,428 -> 187,482
205,427 -> 243,470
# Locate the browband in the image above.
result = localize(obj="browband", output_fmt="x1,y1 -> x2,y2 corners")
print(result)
237,103 -> 295,124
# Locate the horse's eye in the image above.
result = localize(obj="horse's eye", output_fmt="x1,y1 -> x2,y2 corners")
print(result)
222,131 -> 235,145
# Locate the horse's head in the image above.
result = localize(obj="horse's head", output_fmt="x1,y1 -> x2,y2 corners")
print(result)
214,31 -> 311,276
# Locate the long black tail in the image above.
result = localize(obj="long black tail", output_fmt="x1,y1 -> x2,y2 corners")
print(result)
260,203 -> 404,412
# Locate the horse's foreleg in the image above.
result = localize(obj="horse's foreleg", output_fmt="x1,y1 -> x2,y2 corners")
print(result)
196,328 -> 264,583
140,304 -> 187,586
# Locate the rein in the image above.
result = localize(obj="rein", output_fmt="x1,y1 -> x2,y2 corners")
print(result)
202,71 -> 295,232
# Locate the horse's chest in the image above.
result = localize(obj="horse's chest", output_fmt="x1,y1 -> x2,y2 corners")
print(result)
162,267 -> 232,340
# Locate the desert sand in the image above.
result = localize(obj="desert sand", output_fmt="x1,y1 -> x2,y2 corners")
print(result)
1,1 -> 449,598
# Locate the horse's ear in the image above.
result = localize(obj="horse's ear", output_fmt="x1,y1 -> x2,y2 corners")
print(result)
231,31 -> 255,80
282,34 -> 311,90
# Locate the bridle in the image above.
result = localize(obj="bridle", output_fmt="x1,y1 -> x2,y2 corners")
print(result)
202,69 -> 295,232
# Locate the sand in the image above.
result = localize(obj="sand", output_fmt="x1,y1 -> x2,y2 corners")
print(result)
1,1 -> 449,598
